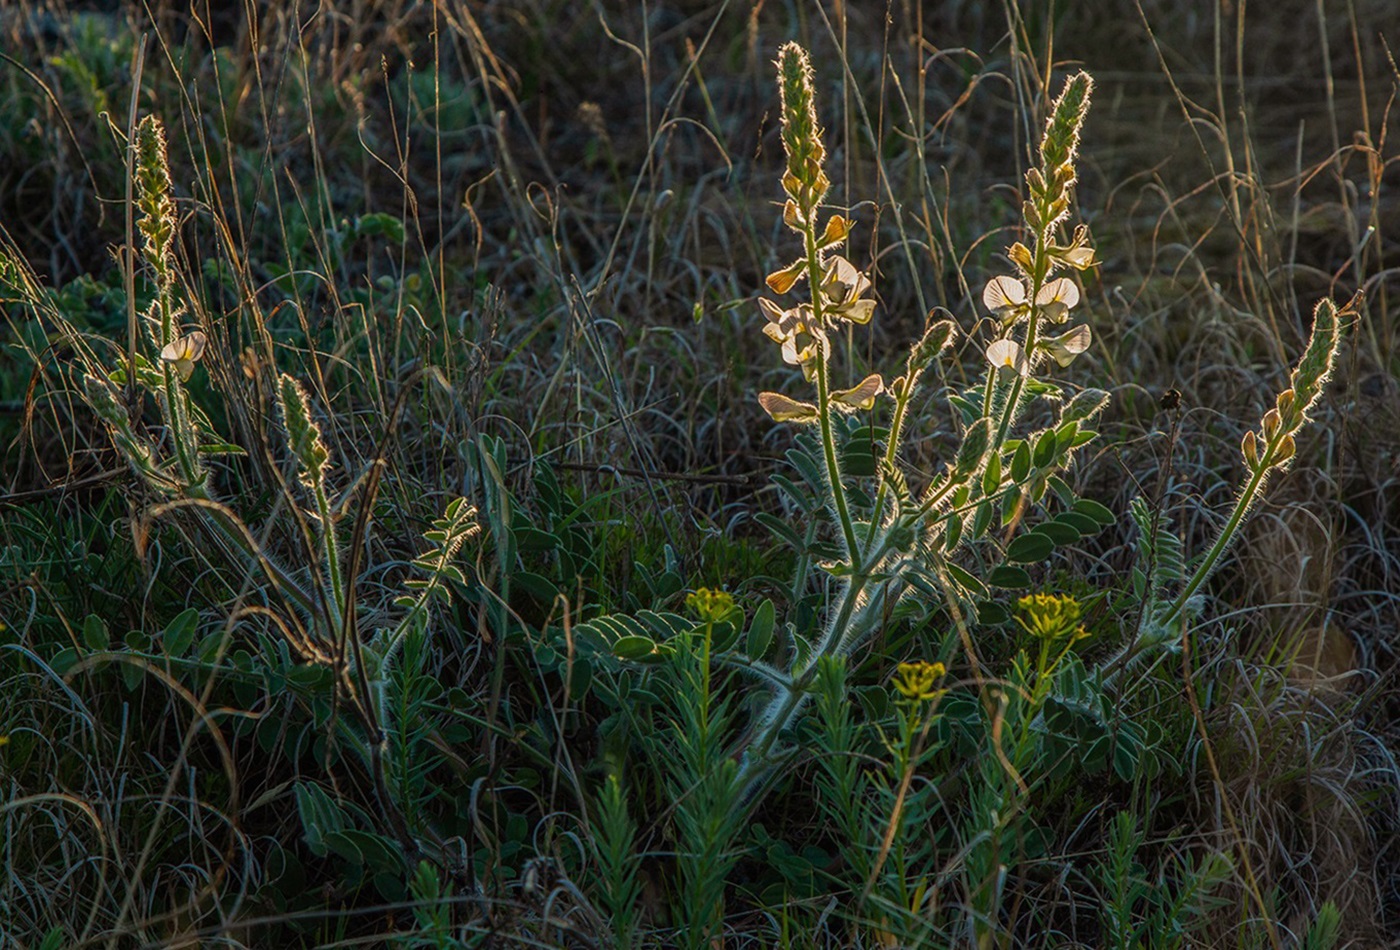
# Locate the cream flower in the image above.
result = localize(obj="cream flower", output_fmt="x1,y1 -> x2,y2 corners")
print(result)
160,331 -> 207,382
983,276 -> 1026,322
1035,277 -> 1080,323
1041,325 -> 1092,367
986,338 -> 1029,377
820,255 -> 876,324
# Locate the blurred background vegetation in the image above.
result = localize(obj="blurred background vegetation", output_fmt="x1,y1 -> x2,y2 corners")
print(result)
0,0 -> 1396,946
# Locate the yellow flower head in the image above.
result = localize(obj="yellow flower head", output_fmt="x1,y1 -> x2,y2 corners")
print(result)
1016,593 -> 1088,645
687,588 -> 737,625
893,660 -> 946,702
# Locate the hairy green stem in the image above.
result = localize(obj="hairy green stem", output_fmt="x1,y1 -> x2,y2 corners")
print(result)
804,224 -> 862,566
1159,440 -> 1277,630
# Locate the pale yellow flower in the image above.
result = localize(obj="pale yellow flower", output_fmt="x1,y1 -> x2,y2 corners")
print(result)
1035,278 -> 1080,323
1041,325 -> 1091,367
986,338 -> 1029,377
160,331 -> 207,382
983,275 -> 1027,322
820,255 -> 876,324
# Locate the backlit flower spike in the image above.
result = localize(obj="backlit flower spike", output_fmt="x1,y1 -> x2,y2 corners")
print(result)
986,338 -> 1029,377
1041,325 -> 1092,367
160,330 -> 207,382
1035,277 -> 1080,323
983,275 -> 1027,323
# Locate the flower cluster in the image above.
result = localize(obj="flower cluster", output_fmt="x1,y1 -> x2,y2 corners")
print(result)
893,660 -> 947,703
1016,593 -> 1089,648
686,587 -> 739,625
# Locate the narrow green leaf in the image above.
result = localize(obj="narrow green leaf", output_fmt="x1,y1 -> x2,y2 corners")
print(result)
981,452 -> 1002,496
746,599 -> 776,660
944,563 -> 989,599
972,500 -> 995,538
1011,440 -> 1032,482
944,513 -> 963,551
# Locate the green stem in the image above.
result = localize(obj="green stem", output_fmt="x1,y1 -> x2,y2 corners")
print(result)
863,376 -> 916,550
312,481 -> 346,631
804,226 -> 862,567
994,232 -> 1051,448
1160,441 -> 1276,630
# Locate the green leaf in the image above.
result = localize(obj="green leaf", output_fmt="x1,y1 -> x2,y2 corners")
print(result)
513,571 -> 558,603
972,500 -> 995,539
1032,521 -> 1081,545
988,565 -> 1033,589
944,513 -> 963,551
976,601 -> 1011,625
514,527 -> 560,552
1055,512 -> 1101,535
82,614 -> 108,651
1005,532 -> 1055,563
1011,440 -> 1032,482
612,636 -> 657,661
842,446 -> 877,477
1033,429 -> 1057,468
746,599 -> 776,660
944,563 -> 989,599
50,647 -> 79,675
163,607 -> 199,658
119,658 -> 143,691
1073,498 -> 1116,527
981,452 -> 1002,496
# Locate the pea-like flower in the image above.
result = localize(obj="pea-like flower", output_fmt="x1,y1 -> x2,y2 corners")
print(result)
983,275 -> 1027,324
1040,324 -> 1092,367
160,330 -> 208,382
986,338 -> 1029,378
1035,277 -> 1080,324
759,298 -> 818,367
820,255 -> 876,324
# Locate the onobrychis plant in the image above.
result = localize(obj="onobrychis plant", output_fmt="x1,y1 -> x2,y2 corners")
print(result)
734,41 -> 1348,793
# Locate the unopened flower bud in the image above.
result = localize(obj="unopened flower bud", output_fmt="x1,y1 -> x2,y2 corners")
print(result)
1261,408 -> 1282,440
1241,429 -> 1259,469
